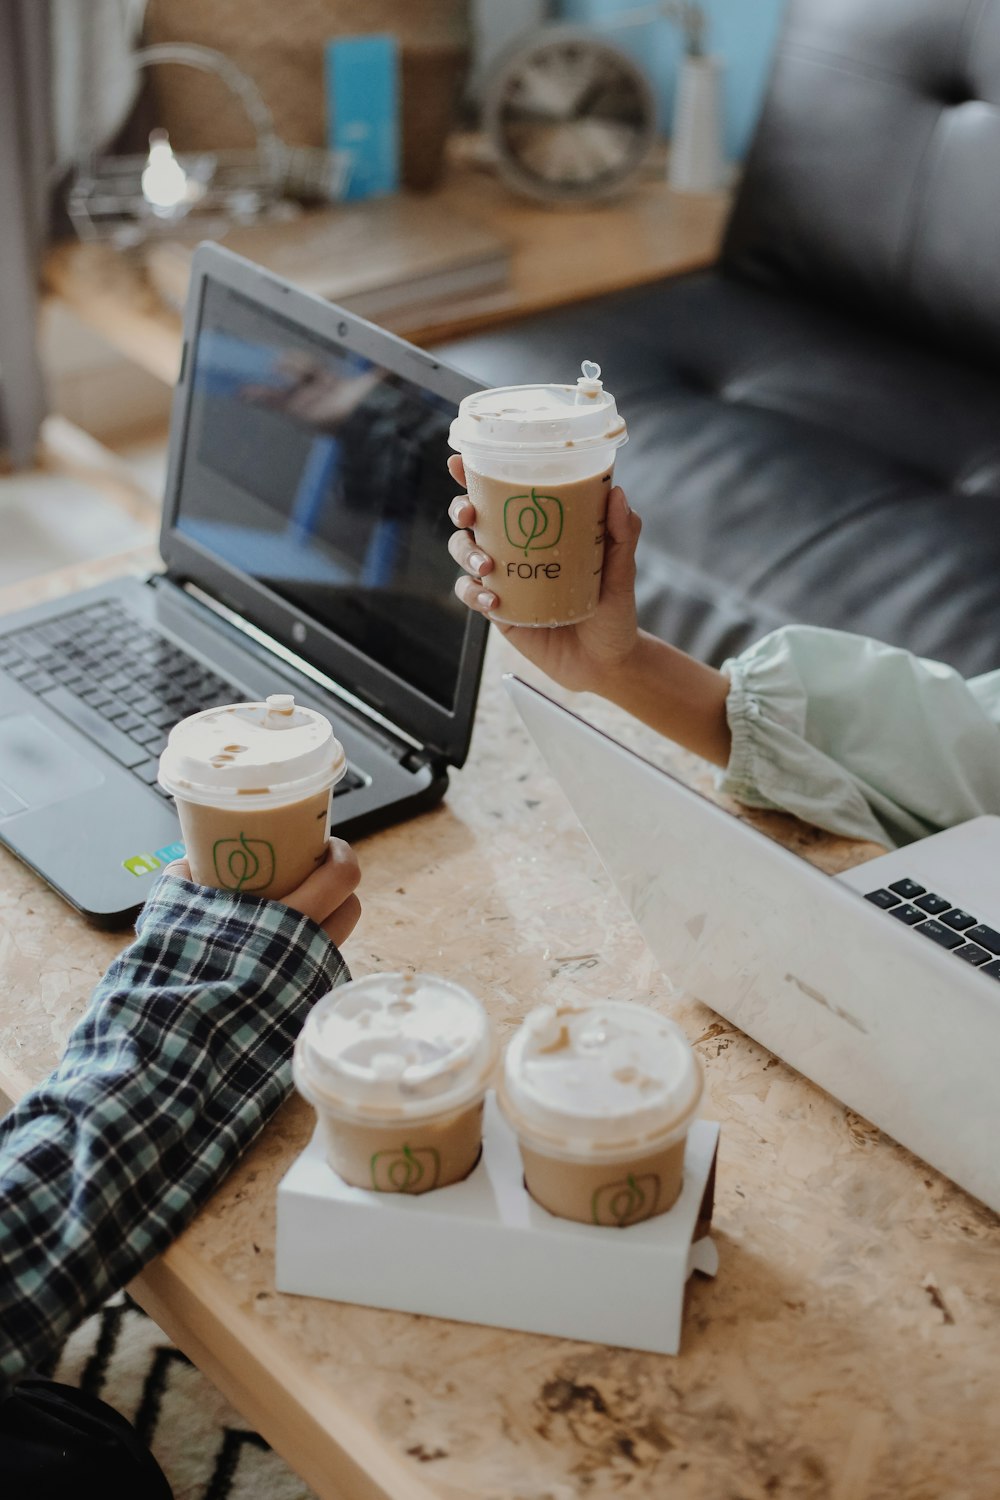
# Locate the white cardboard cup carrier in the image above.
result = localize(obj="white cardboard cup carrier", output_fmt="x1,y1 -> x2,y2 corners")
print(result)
448,361 -> 629,628
293,973 -> 498,1194
280,990 -> 718,1356
276,1095 -> 719,1357
158,693 -> 346,899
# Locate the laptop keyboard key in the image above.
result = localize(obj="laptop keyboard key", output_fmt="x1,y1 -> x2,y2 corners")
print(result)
148,704 -> 181,728
133,723 -> 165,747
80,688 -> 114,712
964,924 -> 1000,955
888,878 -> 925,900
864,888 -> 900,909
889,903 -> 925,926
954,943 -> 992,966
41,686 -> 147,768
126,695 -> 158,717
133,758 -> 162,785
981,960 -> 1000,980
17,634 -> 54,661
915,892 -> 951,915
333,767 -> 365,797
915,920 -> 964,950
941,909 -> 977,931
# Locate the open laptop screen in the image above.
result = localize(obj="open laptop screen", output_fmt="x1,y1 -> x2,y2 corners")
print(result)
173,279 -> 468,712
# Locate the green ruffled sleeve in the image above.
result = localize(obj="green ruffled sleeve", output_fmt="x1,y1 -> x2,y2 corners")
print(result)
717,627 -> 1000,849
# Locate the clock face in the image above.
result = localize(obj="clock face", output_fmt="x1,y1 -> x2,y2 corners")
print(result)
485,29 -> 656,202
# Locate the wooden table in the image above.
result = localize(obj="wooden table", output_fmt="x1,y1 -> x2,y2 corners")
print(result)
3,549 -> 1000,1499
43,157 -> 731,386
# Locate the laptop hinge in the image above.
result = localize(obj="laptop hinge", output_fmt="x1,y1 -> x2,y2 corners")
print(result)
151,574 -> 440,771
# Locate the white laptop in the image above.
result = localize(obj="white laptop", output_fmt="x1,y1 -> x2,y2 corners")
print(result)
506,675 -> 1000,1213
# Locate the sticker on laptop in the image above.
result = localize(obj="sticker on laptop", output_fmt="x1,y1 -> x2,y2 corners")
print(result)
122,841 -> 186,877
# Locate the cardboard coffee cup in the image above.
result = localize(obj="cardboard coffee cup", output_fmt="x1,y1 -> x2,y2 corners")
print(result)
498,1001 -> 703,1227
158,694 -> 346,900
293,972 -> 498,1194
448,361 -> 628,628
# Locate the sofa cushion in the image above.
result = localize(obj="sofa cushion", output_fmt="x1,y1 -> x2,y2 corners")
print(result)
723,0 -> 1000,368
433,270 -> 1000,675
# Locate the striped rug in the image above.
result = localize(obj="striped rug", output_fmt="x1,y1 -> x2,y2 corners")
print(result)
42,1293 -> 318,1500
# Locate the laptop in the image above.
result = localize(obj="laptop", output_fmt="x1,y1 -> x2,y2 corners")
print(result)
0,244 -> 487,926
506,675 -> 1000,1213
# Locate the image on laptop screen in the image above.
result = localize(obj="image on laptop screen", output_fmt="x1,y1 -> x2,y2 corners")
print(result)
174,280 -> 468,711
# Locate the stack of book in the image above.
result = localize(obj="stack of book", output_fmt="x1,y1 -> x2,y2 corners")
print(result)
145,196 -> 511,327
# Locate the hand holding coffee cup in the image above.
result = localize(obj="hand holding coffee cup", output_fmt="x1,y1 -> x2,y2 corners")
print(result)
158,694 -> 347,901
160,840 -> 362,947
447,369 -> 642,696
448,363 -> 632,634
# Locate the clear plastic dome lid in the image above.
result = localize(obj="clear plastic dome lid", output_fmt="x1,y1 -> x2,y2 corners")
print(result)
158,695 -> 346,807
294,972 -> 498,1123
449,361 -> 628,454
500,1001 -> 702,1156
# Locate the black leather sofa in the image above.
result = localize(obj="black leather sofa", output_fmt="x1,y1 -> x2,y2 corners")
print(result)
436,0 -> 1000,677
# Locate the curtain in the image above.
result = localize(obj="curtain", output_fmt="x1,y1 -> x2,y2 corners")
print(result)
0,0 -> 52,469
0,0 -> 144,470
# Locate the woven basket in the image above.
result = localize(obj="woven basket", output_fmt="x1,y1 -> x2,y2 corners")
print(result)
143,0 -> 470,190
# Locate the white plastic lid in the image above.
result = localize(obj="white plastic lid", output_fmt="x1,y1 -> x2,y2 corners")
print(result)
448,361 -> 628,455
158,695 -> 346,808
293,972 -> 498,1124
499,1001 -> 703,1159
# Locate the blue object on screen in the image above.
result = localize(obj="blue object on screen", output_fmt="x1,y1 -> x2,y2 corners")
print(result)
326,34 -> 400,200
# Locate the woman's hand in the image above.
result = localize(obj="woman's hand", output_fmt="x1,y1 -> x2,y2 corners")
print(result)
447,455 -> 731,763
447,454 -> 642,695
165,839 -> 362,947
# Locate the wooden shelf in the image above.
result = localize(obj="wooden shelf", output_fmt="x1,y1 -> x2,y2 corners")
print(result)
43,159 -> 730,385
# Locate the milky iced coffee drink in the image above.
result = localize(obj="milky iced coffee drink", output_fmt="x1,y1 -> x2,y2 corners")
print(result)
158,694 -> 346,900
449,361 -> 628,627
293,972 -> 498,1193
499,1001 -> 703,1227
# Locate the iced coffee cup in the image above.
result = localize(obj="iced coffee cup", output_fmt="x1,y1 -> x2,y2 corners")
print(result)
157,694 -> 346,900
293,972 -> 498,1194
448,361 -> 628,627
498,1001 -> 703,1227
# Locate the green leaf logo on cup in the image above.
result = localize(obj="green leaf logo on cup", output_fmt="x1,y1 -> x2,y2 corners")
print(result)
503,487 -> 564,556
212,832 -> 276,892
591,1172 -> 660,1227
370,1143 -> 441,1193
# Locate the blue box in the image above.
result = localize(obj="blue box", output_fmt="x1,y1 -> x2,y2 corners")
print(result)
325,34 -> 400,201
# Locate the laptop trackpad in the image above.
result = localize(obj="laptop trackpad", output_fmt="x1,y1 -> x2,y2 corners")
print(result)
0,713 -> 105,815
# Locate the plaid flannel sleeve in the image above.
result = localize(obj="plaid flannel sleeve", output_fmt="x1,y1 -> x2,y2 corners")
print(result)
0,872 -> 349,1400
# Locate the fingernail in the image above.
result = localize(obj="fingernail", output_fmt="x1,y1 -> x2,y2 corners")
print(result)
478,590 -> 497,610
469,551 -> 487,573
449,497 -> 468,524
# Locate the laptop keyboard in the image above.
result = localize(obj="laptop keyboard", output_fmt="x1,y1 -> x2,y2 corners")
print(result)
0,599 -> 364,803
865,878 -> 1000,980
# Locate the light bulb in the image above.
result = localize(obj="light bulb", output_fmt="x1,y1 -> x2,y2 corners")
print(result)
140,129 -> 203,217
